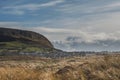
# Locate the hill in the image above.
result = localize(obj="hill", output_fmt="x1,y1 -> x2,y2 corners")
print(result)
0,27 -> 53,48
0,27 -> 55,54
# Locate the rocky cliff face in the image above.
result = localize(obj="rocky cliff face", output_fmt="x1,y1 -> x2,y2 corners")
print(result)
0,27 -> 53,48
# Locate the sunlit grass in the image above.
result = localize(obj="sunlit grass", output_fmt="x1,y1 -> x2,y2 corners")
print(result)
0,54 -> 119,80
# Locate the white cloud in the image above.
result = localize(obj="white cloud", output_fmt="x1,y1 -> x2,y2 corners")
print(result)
106,2 -> 120,8
2,10 -> 24,15
2,0 -> 65,15
23,27 -> 120,43
39,0 -> 65,7
0,22 -> 19,27
57,1 -> 120,14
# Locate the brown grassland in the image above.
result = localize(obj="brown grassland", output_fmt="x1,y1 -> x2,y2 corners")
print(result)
0,54 -> 119,80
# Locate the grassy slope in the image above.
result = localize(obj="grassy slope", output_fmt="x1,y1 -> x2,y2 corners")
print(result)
0,41 -> 54,54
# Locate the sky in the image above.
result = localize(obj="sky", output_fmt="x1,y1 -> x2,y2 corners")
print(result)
0,0 -> 120,51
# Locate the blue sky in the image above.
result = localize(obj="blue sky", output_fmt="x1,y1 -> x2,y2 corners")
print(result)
0,0 -> 120,51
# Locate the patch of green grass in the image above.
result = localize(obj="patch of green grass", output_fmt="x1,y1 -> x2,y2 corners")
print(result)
22,47 -> 44,53
4,41 -> 27,48
0,41 -> 54,53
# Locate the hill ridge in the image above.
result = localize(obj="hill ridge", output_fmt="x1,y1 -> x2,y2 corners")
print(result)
0,27 -> 53,48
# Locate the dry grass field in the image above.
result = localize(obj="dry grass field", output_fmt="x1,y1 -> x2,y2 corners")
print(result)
0,54 -> 119,80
